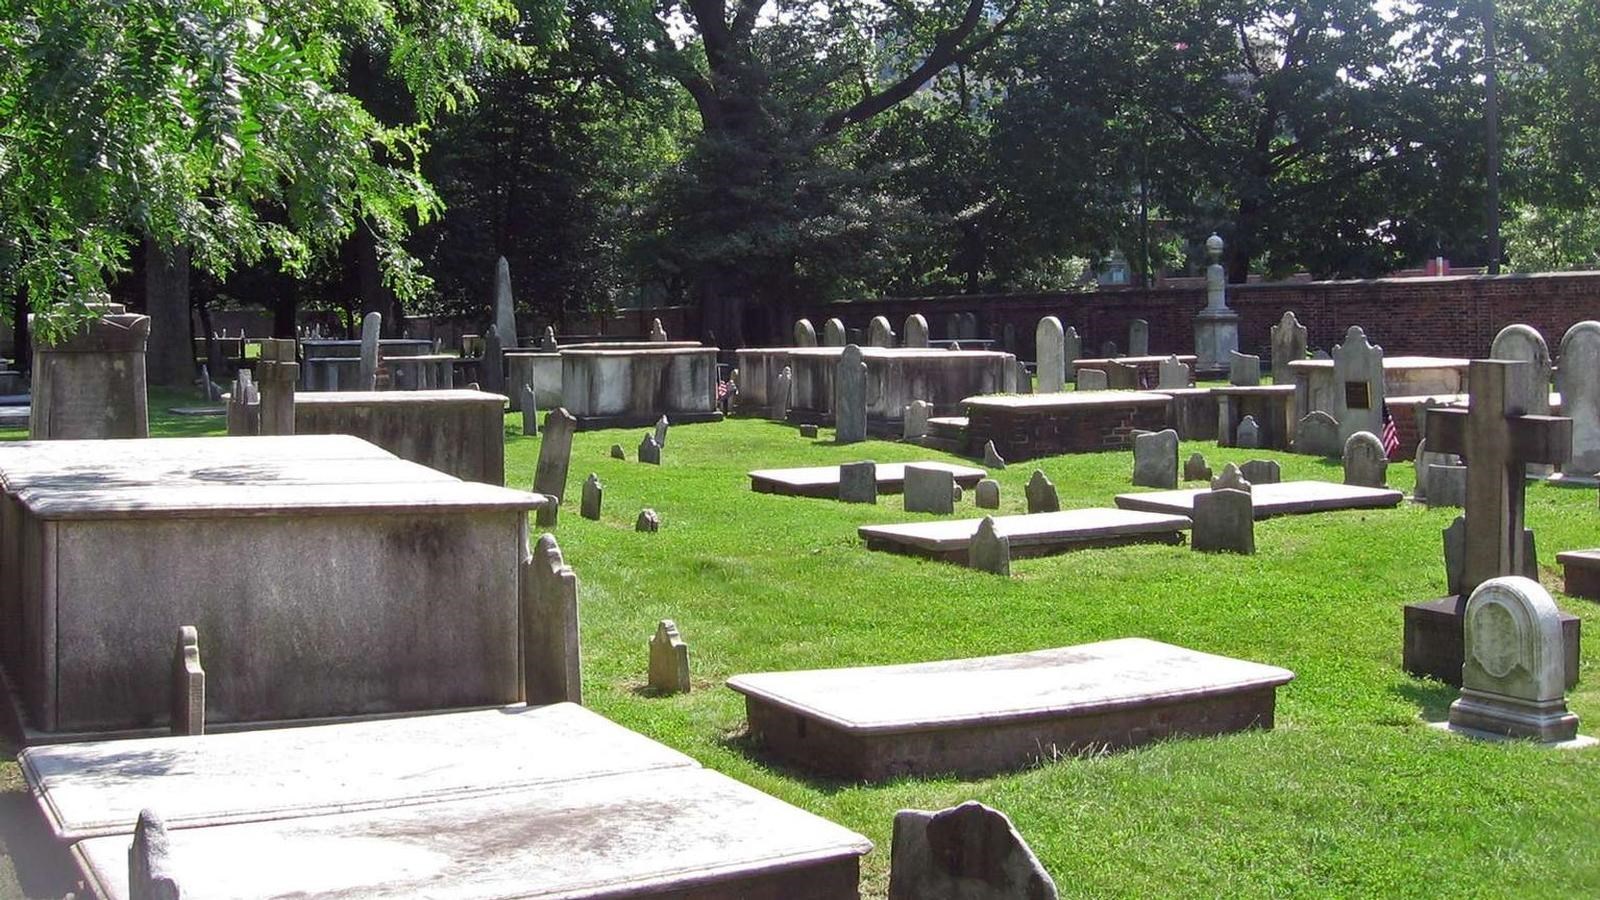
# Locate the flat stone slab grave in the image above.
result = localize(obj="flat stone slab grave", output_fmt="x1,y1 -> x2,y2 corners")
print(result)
749,461 -> 987,499
728,638 -> 1294,781
859,509 -> 1191,563
1114,480 -> 1403,519
962,391 -> 1173,461
26,703 -> 871,898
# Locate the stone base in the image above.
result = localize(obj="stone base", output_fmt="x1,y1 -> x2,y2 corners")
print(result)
1556,550 -> 1600,600
571,409 -> 724,431
1403,596 -> 1580,689
1447,689 -> 1580,743
1428,720 -> 1597,749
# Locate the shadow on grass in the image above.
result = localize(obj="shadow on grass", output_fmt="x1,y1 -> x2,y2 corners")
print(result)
1391,679 -> 1457,723
715,727 -> 863,796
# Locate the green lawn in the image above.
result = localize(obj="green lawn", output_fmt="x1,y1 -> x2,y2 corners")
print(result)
2,409 -> 1598,897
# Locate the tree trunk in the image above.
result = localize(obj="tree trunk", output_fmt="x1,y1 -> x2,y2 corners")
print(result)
144,237 -> 194,387
353,226 -> 399,335
272,289 -> 298,339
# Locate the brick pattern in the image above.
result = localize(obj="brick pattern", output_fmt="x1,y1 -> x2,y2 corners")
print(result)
967,402 -> 1169,462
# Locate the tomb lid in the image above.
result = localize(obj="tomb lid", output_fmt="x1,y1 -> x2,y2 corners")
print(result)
295,390 -> 509,407
1287,355 -> 1470,371
963,392 -> 1172,410
1114,480 -> 1402,518
858,508 -> 1191,553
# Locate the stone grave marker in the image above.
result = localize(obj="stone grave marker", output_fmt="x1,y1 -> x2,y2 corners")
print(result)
1003,323 -> 1018,353
1427,464 -> 1467,508
1128,319 -> 1150,357
636,509 -> 661,532
835,345 -> 868,443
172,626 -> 205,737
1026,470 -> 1060,513
1106,360 -> 1139,389
1343,431 -> 1388,487
1270,311 -> 1308,384
534,407 -> 577,527
1036,316 -> 1066,393
1491,324 -> 1553,477
225,370 -> 260,436
1211,462 -> 1252,492
960,313 -> 979,339
839,461 -> 878,504
904,314 -> 930,348
1293,411 -> 1341,457
1132,428 -> 1178,489
1556,321 -> 1600,478
481,324 -> 505,394
772,366 -> 793,421
1236,415 -> 1260,448
905,465 -> 957,514
649,318 -> 668,341
610,444 -> 625,460
1239,459 -> 1281,485
1333,325 -> 1383,443
975,478 -> 1000,509
800,424 -> 820,439
1192,485 -> 1254,554
131,809 -> 181,899
581,474 -> 603,520
1100,340 -> 1119,358
358,311 -> 381,390
1063,326 -> 1082,367
1411,437 -> 1459,502
654,414 -> 670,449
888,802 -> 1057,900
868,316 -> 896,348
256,338 -> 298,436
522,533 -> 582,704
494,257 -> 518,348
540,325 -> 558,352
639,434 -> 662,465
1076,368 -> 1108,391
944,313 -> 962,340
1002,356 -> 1020,393
903,399 -> 931,440
1184,452 -> 1212,482
794,319 -> 818,347
983,440 -> 1007,469
521,385 -> 539,437
648,620 -> 691,696
823,318 -> 847,346
968,516 -> 1011,576
1158,355 -> 1190,389
1193,234 -> 1239,373
1228,351 -> 1262,386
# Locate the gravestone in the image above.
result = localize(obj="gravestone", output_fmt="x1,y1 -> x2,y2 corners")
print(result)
1412,437 -> 1461,502
1228,351 -> 1262,386
1002,357 -> 1020,393
1427,464 -> 1467,508
794,318 -> 818,347
540,325 -> 558,352
1063,326 -> 1082,367
904,314 -> 930,348
1239,459 -> 1281,485
952,484 -> 965,502
960,313 -> 979,340
1343,431 -> 1388,487
524,533 -> 582,704
648,620 -> 691,696
1192,234 -> 1239,372
1036,317 -> 1066,393
1107,360 -> 1140,389
823,318 -> 847,346
534,407 -> 577,527
636,509 -> 661,532
968,517 -> 1011,576
1445,577 -> 1585,743
1003,323 -> 1017,353
1441,517 -> 1540,597
834,345 -> 868,444
1183,452 -> 1212,482
225,370 -> 260,436
839,461 -> 878,504
130,810 -> 181,899
1332,325 -> 1383,443
481,325 -> 505,394
1556,321 -> 1600,478
639,434 -> 662,465
1128,319 -> 1150,357
1192,486 -> 1254,554
905,465 -> 957,514
868,316 -> 896,348
1293,411 -> 1341,457
256,339 -> 298,436
654,415 -> 670,449
1015,359 -> 1032,394
975,478 -> 1000,509
1026,470 -> 1060,513
944,313 -> 962,340
1100,340 -> 1119,358
494,256 -> 517,348
649,318 -> 668,342
1270,311 -> 1308,384
903,400 -> 931,440
30,304 -> 152,440
1236,415 -> 1260,449
983,440 -> 1007,469
1211,462 -> 1252,492
521,385 -> 539,437
172,626 -> 205,737
772,366 -> 793,421
581,474 -> 603,520
358,311 -> 382,390
610,444 -> 626,460
1132,429 -> 1179,489
1491,324 -> 1553,477
1158,355 -> 1190,389
887,802 -> 1057,900
800,424 -> 820,438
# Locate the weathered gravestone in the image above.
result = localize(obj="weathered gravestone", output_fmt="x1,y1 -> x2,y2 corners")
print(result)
1239,459 -> 1281,485
839,461 -> 878,504
1556,320 -> 1600,479
648,620 -> 691,696
534,408 -> 577,527
944,313 -> 962,341
1236,415 -> 1260,449
904,314 -> 930,348
1411,437 -> 1459,502
1158,355 -> 1191,389
654,414 -> 670,449
905,464 -> 957,514
975,478 -> 1001,509
649,318 -> 668,342
540,325 -> 558,352
968,516 -> 1011,576
960,313 -> 979,340
521,385 -> 539,437
1076,368 -> 1108,391
1343,431 -> 1388,488
794,318 -> 818,347
1192,485 -> 1254,554
1063,326 -> 1082,367
610,443 -> 626,460
1132,429 -> 1179,489
891,804 -> 1056,899
1270,311 -> 1309,384
1184,452 -> 1213,482
494,256 -> 518,348
1491,324 -> 1553,477
822,318 -> 847,346
358,311 -> 382,390
172,626 -> 205,737
1106,360 -> 1140,389
1427,464 -> 1467,508
903,399 -> 931,440
1293,411 -> 1341,457
772,366 -> 793,422
1128,319 -> 1150,357
983,440 -> 1007,469
800,423 -> 820,438
639,434 -> 662,465
868,316 -> 896,348
225,370 -> 260,436
834,345 -> 868,444
1100,340 -> 1119,358
130,809 -> 181,899
481,324 -> 506,394
1036,317 -> 1066,393
1333,325 -> 1384,444
256,339 -> 298,436
1228,351 -> 1262,387
581,473 -> 603,520
636,509 -> 661,532
31,303 -> 152,440
524,533 -> 583,704
1026,469 -> 1060,513
1211,462 -> 1252,492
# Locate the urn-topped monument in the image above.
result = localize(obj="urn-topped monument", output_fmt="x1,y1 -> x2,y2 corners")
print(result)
1192,234 -> 1239,375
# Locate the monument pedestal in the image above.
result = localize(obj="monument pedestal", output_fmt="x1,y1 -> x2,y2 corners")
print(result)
1402,596 -> 1579,689
1193,308 -> 1239,376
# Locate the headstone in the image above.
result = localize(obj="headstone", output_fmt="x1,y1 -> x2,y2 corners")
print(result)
358,311 -> 381,390
1183,452 -> 1212,482
647,620 -> 691,696
1239,459 -> 1281,485
1014,359 -> 1032,393
639,434 -> 662,465
1311,349 -> 1331,360
903,400 -> 931,440
654,415 -> 670,449
171,626 -> 204,737
1228,351 -> 1262,386
1491,324 -> 1553,477
1106,360 -> 1139,389
799,424 -> 820,439
1076,369 -> 1108,391
521,385 -> 539,437
1412,437 -> 1461,502
904,465 -> 957,514
610,444 -> 626,460
1343,431 -> 1388,487
1192,486 -> 1255,554
1426,464 -> 1467,508
1025,470 -> 1060,513
1293,411 -> 1341,457
481,324 -> 505,394
868,316 -> 896,348
839,461 -> 878,504
492,257 -> 518,348
225,370 -> 260,436
944,313 -> 962,341
822,318 -> 847,346
1128,319 -> 1150,357
1035,317 -> 1066,393
1001,355 -> 1019,393
1446,577 -> 1583,743
533,407 -> 577,527
1132,429 -> 1179,489
904,314 -> 930,348
967,517 -> 1012,577
256,338 -> 298,436
1270,311 -> 1308,384
959,313 -> 979,340
636,509 -> 661,532
1332,325 -> 1383,443
1192,234 -> 1239,372
952,484 -> 964,502
772,366 -> 793,422
522,533 -> 581,704
1443,516 -> 1536,596
975,478 -> 1001,509
834,345 -> 868,444
540,325 -> 558,352
983,440 -> 1007,469
130,809 -> 182,900
1236,415 -> 1260,449
1157,355 -> 1190,389
1556,321 -> 1600,477
1099,340 -> 1119,358
887,801 -> 1056,900
1002,323 -> 1017,353
794,319 -> 818,347
1211,462 -> 1252,493
581,474 -> 603,520
1063,326 -> 1082,367
649,318 -> 668,342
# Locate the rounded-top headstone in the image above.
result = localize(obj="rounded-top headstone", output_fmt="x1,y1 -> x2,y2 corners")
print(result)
1558,321 -> 1600,477
903,314 -> 930,348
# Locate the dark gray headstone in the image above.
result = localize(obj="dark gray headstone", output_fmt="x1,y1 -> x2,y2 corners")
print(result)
968,517 -> 1011,576
1025,469 -> 1060,513
1193,487 -> 1255,554
834,344 -> 868,444
983,440 -> 1007,469
1294,411 -> 1341,457
1128,319 -> 1150,357
639,434 -> 662,465
581,473 -> 603,520
839,461 -> 878,504
1236,415 -> 1260,449
975,478 -> 1001,509
636,509 -> 661,532
888,801 -> 1056,900
1239,459 -> 1281,485
1132,429 -> 1179,489
521,385 -> 538,437
1183,452 -> 1212,482
533,407 -> 577,527
904,464 -> 956,514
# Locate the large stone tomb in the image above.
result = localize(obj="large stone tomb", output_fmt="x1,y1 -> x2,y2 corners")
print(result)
0,435 -> 549,735
749,462 -> 987,499
559,346 -> 723,429
858,509 -> 1191,564
30,304 -> 150,440
503,341 -> 704,411
1114,480 -> 1403,519
728,639 -> 1294,780
289,389 -> 507,484
1214,385 -> 1296,450
25,703 -> 871,898
1288,355 -> 1469,427
963,392 -> 1172,462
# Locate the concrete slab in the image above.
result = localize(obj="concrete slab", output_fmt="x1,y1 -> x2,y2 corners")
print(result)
750,462 -> 987,498
1114,480 -> 1403,519
859,509 -> 1190,563
729,638 -> 1294,780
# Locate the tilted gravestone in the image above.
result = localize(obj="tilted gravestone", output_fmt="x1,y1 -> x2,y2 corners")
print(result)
903,399 -> 931,440
1132,429 -> 1178,489
794,318 -> 818,347
983,440 -> 1007,469
822,318 -> 847,346
1035,317 -> 1066,393
638,434 -> 662,465
1343,431 -> 1388,487
171,626 -> 205,736
1076,368 -> 1108,391
904,314 -> 930,348
358,311 -> 382,390
130,809 -> 182,899
1270,311 -> 1308,384
1332,325 -> 1383,444
522,533 -> 582,704
654,415 -> 670,449
581,473 -> 603,520
648,620 -> 691,696
533,408 -> 577,527
904,464 -> 956,514
1183,452 -> 1212,482
834,345 -> 868,444
610,443 -> 626,460
494,256 -> 518,348
1293,411 -> 1341,457
1192,486 -> 1254,555
1491,324 -> 1553,477
975,478 -> 1000,509
1157,355 -> 1190,389
1128,319 -> 1150,357
1239,459 -> 1281,485
1556,320 -> 1600,478
968,517 -> 1011,576
839,461 -> 878,504
1228,351 -> 1262,386
1025,469 -> 1059,513
521,385 -> 539,437
1211,462 -> 1253,493
888,801 -> 1057,900
1236,415 -> 1260,449
636,509 -> 661,532
868,316 -> 896,348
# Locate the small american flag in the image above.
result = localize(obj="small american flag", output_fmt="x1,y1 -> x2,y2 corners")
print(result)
716,380 -> 734,400
1380,403 -> 1401,459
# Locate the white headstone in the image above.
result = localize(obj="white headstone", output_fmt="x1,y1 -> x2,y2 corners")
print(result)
1491,324 -> 1553,477
1446,576 -> 1585,743
1228,351 -> 1262,386
1557,321 -> 1600,477
1343,430 -> 1388,487
904,314 -> 930,348
1157,355 -> 1190,389
1332,325 -> 1384,443
822,318 -> 847,346
834,345 -> 868,444
868,316 -> 896,348
903,399 -> 931,440
794,319 -> 818,347
1036,317 -> 1065,393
